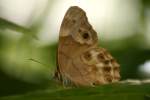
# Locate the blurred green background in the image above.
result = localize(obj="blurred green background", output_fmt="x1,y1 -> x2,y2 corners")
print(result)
0,0 -> 150,99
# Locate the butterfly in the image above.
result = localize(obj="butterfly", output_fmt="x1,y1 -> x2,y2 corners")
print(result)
55,6 -> 120,86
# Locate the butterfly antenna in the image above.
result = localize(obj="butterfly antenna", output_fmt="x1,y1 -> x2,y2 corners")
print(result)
27,58 -> 48,67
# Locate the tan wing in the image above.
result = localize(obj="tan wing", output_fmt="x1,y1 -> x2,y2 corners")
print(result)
55,6 -> 120,86
59,6 -> 98,46
80,48 -> 120,85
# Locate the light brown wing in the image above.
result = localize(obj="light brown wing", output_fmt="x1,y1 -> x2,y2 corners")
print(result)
80,48 -> 120,85
59,6 -> 98,46
55,6 -> 120,86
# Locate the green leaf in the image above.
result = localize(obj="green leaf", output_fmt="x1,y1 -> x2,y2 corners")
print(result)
0,83 -> 150,100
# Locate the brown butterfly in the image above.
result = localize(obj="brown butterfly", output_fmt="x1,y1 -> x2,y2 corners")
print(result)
55,6 -> 120,86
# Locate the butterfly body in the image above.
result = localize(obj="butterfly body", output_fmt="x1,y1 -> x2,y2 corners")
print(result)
55,6 -> 120,86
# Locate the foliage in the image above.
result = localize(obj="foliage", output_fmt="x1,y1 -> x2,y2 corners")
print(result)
0,83 -> 150,100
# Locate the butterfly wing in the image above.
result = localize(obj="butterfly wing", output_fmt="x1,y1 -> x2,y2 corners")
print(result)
56,6 -> 120,86
79,48 -> 120,85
